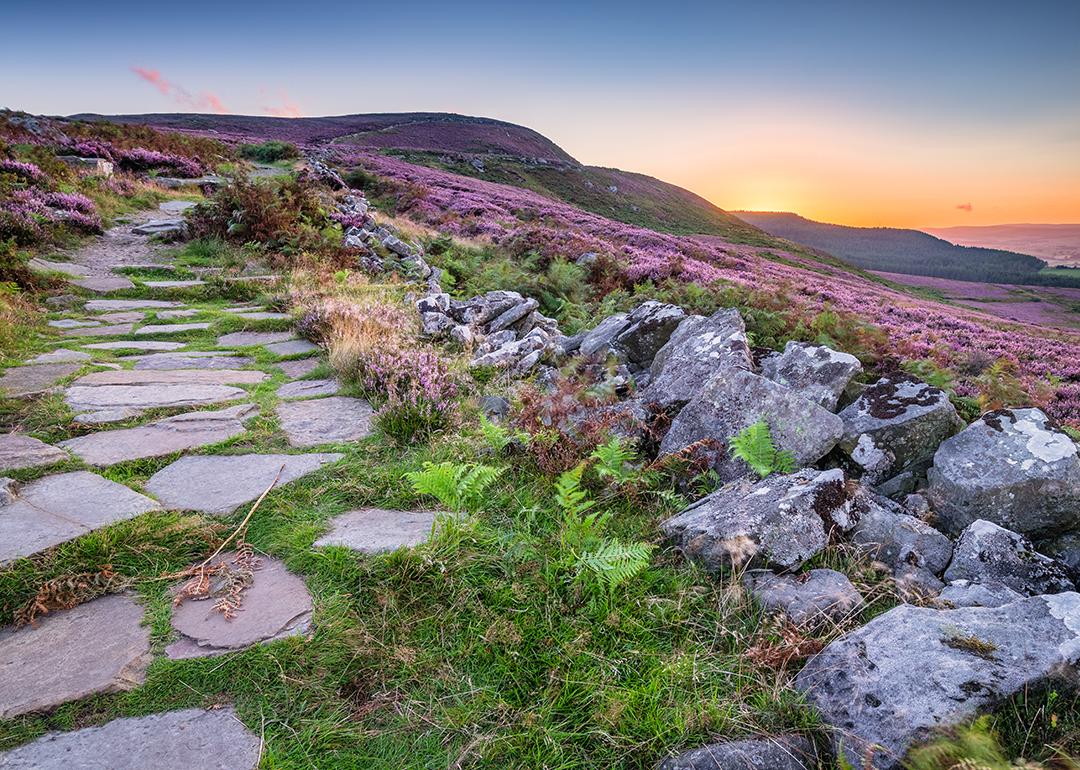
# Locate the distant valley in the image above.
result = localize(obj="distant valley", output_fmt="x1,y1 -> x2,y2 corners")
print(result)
923,223 -> 1080,266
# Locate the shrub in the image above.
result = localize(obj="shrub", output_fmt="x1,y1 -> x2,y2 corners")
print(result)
358,348 -> 462,443
238,141 -> 300,163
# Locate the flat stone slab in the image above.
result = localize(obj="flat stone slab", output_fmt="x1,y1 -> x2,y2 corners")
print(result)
49,318 -> 99,329
277,358 -> 321,379
222,305 -> 266,313
160,199 -> 198,214
277,379 -> 341,399
145,452 -> 343,514
0,434 -> 68,472
28,348 -> 92,363
72,369 -> 266,387
96,311 -> 147,323
30,257 -> 89,277
132,352 -> 254,370
265,339 -> 318,356
132,218 -> 185,236
0,707 -> 260,769
315,508 -> 438,554
167,552 -> 313,659
85,299 -> 182,311
60,404 -> 257,466
74,275 -> 135,292
66,383 -> 248,413
0,363 -> 81,398
234,311 -> 290,320
143,280 -> 206,288
217,330 -> 295,347
0,471 -> 159,562
0,594 -> 150,719
73,407 -> 143,425
276,396 -> 375,447
63,323 -> 136,337
83,339 -> 186,351
157,308 -> 200,318
135,322 -> 211,335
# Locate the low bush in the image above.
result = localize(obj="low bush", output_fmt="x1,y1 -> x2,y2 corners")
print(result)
238,141 -> 300,163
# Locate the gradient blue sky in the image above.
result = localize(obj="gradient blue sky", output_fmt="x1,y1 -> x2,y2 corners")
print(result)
3,0 -> 1079,227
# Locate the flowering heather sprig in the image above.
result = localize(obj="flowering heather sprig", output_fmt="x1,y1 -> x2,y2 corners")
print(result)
353,346 -> 462,443
0,159 -> 44,181
41,191 -> 95,213
329,211 -> 368,229
67,140 -> 205,178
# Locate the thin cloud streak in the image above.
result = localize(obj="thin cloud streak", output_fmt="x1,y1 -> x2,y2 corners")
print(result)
130,66 -> 230,114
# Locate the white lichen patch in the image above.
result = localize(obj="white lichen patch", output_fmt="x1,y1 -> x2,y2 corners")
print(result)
1043,593 -> 1080,661
1013,417 -> 1077,463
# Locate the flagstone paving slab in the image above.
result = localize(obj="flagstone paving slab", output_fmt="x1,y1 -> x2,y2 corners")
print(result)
145,452 -> 343,514
66,383 -> 248,413
72,369 -> 266,386
0,471 -> 159,563
222,305 -> 266,313
48,318 -> 99,329
28,348 -> 92,363
0,707 -> 260,769
143,279 -> 206,288
0,594 -> 150,719
277,357 -> 321,379
74,275 -> 134,292
132,352 -> 254,370
60,404 -> 257,466
235,311 -> 290,320
83,339 -> 186,351
276,396 -> 375,447
276,379 -> 341,400
166,552 -> 313,659
29,257 -> 90,277
135,322 -> 211,335
63,323 -> 136,338
157,308 -> 200,318
85,299 -> 182,311
266,339 -> 318,357
0,434 -> 69,472
96,311 -> 146,323
0,363 -> 81,398
314,508 -> 438,554
217,330 -> 295,347
73,407 -> 144,425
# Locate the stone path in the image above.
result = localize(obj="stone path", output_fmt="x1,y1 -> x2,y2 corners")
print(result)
0,197 -> 437,760
0,594 -> 150,718
0,708 -> 261,769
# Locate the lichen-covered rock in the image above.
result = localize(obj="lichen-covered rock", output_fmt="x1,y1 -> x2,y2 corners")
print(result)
658,735 -> 817,770
610,301 -> 685,367
795,594 -> 1080,769
760,341 -> 862,412
659,368 -> 843,481
850,489 -> 953,577
943,519 -> 1075,596
744,568 -> 864,627
579,312 -> 629,358
838,374 -> 963,486
645,308 -> 752,409
927,408 -> 1080,538
938,579 -> 1025,608
660,469 -> 851,572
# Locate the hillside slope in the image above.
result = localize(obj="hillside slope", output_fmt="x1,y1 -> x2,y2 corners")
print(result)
734,210 -> 1080,287
924,223 -> 1080,266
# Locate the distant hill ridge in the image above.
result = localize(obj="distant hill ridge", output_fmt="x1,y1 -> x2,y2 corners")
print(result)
733,211 -> 1080,287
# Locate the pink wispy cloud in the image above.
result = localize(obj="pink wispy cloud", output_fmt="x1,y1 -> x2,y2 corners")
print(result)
956,202 -> 973,212
131,66 -> 229,114
262,89 -> 302,118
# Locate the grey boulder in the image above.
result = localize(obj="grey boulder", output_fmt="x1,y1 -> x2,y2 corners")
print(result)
744,568 -> 863,627
938,579 -> 1025,608
660,469 -> 851,572
645,308 -> 752,408
943,519 -> 1074,596
850,489 -> 953,577
795,594 -> 1080,769
927,408 -> 1080,538
760,341 -> 862,411
658,735 -> 817,770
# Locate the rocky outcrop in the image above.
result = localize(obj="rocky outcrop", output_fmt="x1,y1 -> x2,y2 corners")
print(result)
744,568 -> 863,627
760,341 -> 862,412
660,469 -> 852,572
838,374 -> 963,490
927,408 -> 1080,538
850,489 -> 953,590
644,308 -> 752,409
659,736 -> 817,770
796,594 -> 1080,769
659,368 -> 843,481
943,519 -> 1075,596
938,579 -> 1024,608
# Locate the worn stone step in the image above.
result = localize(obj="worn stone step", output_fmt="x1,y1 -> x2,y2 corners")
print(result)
0,434 -> 69,472
0,362 -> 81,398
315,508 -> 438,554
276,396 -> 374,447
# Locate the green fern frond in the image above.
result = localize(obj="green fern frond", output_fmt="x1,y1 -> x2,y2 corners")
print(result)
405,461 -> 502,512
589,438 -> 638,484
555,463 -> 595,518
576,539 -> 654,587
728,419 -> 795,479
478,414 -> 511,453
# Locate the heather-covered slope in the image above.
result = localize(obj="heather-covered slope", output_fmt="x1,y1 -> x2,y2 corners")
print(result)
735,211 -> 1078,287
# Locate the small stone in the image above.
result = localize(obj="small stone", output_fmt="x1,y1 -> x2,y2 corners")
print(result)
83,340 -> 186,351
0,434 -> 68,472
745,568 -> 864,627
277,357 -> 321,379
265,339 -> 318,356
217,330 -> 295,347
0,594 -> 150,719
60,404 -> 257,466
144,453 -> 342,515
314,508 -> 438,553
943,519 -> 1074,595
850,489 -> 953,577
1,471 -> 159,563
135,322 -> 210,335
276,396 -> 375,447
0,707 -> 260,769
66,383 -> 248,412
29,258 -> 89,277
166,552 -> 313,659
28,348 -> 91,363
277,379 -> 341,399
0,363 -> 81,398
659,735 -> 817,770
132,218 -> 186,237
